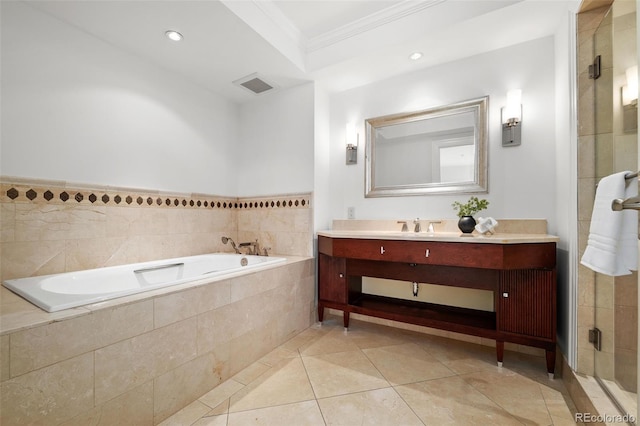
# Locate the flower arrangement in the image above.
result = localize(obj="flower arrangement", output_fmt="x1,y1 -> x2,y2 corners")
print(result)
451,196 -> 489,218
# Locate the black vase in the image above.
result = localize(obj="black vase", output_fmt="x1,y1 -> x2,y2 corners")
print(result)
458,216 -> 476,233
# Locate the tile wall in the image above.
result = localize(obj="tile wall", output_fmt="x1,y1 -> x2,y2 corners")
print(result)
0,176 -> 313,281
0,175 -> 316,424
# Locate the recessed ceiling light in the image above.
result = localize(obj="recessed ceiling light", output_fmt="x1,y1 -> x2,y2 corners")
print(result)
409,52 -> 423,61
165,30 -> 183,42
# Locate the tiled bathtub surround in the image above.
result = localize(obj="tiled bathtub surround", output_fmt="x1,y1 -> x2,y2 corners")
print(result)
0,257 -> 315,425
0,176 -> 315,424
0,176 -> 313,281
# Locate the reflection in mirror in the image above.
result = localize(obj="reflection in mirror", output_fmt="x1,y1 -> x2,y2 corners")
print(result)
365,97 -> 488,197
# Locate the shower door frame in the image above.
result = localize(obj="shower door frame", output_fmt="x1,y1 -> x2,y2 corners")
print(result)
587,1 -> 639,421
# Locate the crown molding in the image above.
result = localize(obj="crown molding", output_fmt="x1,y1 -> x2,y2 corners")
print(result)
305,0 -> 446,52
250,0 -> 306,50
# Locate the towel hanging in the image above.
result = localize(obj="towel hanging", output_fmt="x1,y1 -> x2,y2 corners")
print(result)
581,171 -> 638,276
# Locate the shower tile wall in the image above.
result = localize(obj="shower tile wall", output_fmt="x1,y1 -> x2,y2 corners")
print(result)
612,6 -> 638,392
615,273 -> 638,390
0,177 -> 313,282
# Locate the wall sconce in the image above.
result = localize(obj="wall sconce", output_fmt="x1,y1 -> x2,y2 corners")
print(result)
622,66 -> 638,133
346,123 -> 358,165
622,66 -> 638,106
501,89 -> 522,147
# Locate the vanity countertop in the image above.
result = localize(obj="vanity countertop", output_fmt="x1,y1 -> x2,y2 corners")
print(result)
317,230 -> 559,244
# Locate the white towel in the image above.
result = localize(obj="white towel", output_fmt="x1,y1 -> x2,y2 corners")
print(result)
581,171 -> 638,276
475,217 -> 498,234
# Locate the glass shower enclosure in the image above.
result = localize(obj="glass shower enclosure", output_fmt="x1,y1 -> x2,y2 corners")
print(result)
591,1 -> 638,421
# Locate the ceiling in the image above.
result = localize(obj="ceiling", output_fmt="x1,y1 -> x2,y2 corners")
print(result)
27,0 -> 578,104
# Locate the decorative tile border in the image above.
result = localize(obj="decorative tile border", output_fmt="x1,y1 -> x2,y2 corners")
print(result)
0,178 -> 311,210
236,196 -> 309,209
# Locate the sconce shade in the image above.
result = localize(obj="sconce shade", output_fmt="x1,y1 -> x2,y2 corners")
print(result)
502,89 -> 522,123
622,65 -> 638,106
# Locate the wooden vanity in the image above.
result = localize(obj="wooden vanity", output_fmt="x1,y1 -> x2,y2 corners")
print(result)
317,231 -> 558,375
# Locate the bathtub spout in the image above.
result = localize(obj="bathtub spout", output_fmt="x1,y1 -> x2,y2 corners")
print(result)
221,236 -> 241,254
238,239 -> 270,256
238,240 -> 259,256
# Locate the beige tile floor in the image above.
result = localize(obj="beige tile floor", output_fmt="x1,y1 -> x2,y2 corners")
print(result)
160,316 -> 578,426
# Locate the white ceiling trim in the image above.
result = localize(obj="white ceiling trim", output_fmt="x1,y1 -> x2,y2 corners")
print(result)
250,0 -> 305,49
220,0 -> 307,71
305,0 -> 446,52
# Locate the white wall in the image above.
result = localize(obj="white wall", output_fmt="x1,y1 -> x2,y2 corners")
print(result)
1,2 -> 238,196
236,83 -> 315,197
313,85 -> 332,233
323,37 -> 558,233
554,8 -> 579,366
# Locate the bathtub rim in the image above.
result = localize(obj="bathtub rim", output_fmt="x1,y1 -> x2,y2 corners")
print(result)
4,253 -> 286,313
0,254 -> 312,336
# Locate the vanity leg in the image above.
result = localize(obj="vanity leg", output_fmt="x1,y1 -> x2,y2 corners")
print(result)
545,350 -> 556,379
343,311 -> 350,329
317,304 -> 324,323
496,341 -> 504,367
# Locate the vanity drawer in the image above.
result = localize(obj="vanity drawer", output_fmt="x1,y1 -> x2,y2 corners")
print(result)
330,238 -> 504,268
319,236 -> 556,269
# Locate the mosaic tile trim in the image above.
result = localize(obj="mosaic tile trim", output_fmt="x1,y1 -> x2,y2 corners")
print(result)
1,181 -> 311,210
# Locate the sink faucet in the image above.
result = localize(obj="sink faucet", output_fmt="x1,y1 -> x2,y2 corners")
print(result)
397,221 -> 409,232
427,221 -> 442,233
413,218 -> 421,233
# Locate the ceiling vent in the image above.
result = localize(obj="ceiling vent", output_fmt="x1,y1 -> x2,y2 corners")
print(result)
233,73 -> 277,95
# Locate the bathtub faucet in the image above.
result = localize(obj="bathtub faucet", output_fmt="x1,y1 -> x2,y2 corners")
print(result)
221,236 -> 241,254
238,239 -> 270,256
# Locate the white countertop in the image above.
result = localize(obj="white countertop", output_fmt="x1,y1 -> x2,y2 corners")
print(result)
317,230 -> 559,244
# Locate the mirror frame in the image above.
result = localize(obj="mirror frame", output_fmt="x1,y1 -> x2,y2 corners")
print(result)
365,96 -> 489,197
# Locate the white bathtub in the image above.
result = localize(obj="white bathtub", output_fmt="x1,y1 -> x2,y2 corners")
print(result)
3,253 -> 286,312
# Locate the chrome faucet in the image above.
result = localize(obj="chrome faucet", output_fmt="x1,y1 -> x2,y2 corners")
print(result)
397,221 -> 409,232
238,239 -> 270,256
238,240 -> 259,255
413,218 -> 421,233
221,236 -> 241,254
427,221 -> 442,233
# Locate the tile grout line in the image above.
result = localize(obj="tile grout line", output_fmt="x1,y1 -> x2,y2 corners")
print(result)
298,344 -> 329,426
372,340 -> 453,426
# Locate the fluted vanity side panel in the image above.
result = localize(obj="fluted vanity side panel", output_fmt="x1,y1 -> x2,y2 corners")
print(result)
498,269 -> 556,340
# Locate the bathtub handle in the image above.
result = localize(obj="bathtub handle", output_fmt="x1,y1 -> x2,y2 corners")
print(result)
133,262 -> 185,274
